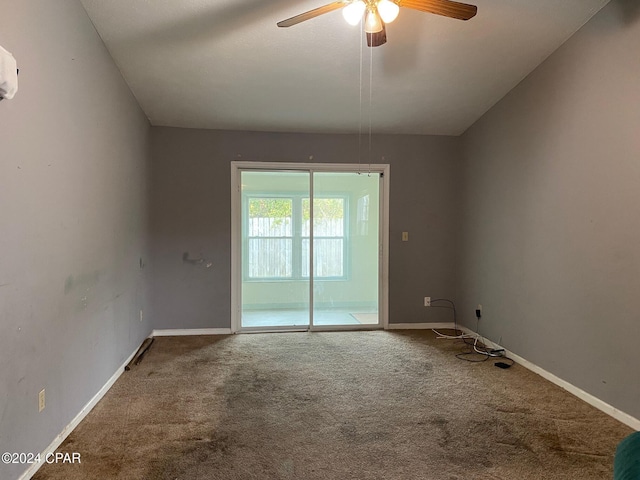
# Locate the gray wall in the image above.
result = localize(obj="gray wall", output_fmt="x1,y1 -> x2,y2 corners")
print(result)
150,128 -> 461,329
459,0 -> 640,420
0,2 -> 151,478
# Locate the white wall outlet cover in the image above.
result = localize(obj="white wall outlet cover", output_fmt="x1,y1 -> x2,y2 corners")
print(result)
38,389 -> 45,412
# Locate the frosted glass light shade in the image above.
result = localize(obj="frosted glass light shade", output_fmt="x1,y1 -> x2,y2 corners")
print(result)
342,1 -> 367,26
377,0 -> 399,23
364,10 -> 383,33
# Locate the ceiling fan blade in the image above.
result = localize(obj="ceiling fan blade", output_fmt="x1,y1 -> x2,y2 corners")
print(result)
277,1 -> 346,27
367,23 -> 387,47
398,0 -> 477,20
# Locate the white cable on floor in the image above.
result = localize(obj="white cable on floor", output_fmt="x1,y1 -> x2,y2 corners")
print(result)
429,298 -> 471,339
432,330 -> 475,339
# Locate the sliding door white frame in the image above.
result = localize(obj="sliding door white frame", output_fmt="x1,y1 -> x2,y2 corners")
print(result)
230,161 -> 390,333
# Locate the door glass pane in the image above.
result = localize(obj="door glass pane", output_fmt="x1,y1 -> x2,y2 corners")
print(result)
312,172 -> 380,327
241,171 -> 310,328
302,197 -> 345,278
247,198 -> 293,278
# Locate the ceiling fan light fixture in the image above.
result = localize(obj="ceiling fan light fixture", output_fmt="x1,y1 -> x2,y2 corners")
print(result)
342,0 -> 367,25
364,9 -> 383,34
377,0 -> 399,23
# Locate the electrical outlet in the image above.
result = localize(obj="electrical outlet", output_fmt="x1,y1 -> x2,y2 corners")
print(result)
402,232 -> 409,242
139,309 -> 143,322
424,296 -> 431,307
38,389 -> 45,412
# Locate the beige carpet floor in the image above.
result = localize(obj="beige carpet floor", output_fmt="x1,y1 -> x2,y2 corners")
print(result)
34,330 -> 633,480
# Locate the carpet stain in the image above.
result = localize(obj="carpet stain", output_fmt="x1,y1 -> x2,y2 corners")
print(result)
430,416 -> 452,448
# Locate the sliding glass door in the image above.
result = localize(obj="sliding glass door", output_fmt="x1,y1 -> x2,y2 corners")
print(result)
312,172 -> 379,327
241,171 -> 311,329
234,164 -> 386,332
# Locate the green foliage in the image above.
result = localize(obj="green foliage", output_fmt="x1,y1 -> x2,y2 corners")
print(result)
249,198 -> 292,218
249,198 -> 343,221
302,198 -> 344,221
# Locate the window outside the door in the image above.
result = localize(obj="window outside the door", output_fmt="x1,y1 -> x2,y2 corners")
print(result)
246,196 -> 346,280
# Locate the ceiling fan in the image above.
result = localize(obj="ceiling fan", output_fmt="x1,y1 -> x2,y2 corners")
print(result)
277,0 -> 478,47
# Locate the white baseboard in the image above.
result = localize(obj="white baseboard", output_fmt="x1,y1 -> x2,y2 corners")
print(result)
18,345 -> 140,480
151,328 -> 232,337
387,322 -> 455,330
459,327 -> 640,431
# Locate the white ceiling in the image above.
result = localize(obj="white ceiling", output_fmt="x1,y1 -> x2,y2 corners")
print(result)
80,0 -> 610,135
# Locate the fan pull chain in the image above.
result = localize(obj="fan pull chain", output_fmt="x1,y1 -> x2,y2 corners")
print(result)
358,19 -> 364,175
368,40 -> 373,176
